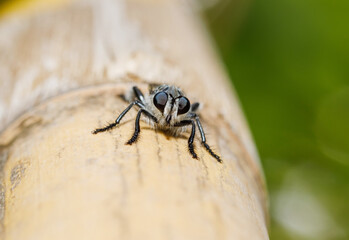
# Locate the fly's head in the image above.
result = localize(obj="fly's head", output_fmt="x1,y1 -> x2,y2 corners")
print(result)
149,85 -> 191,126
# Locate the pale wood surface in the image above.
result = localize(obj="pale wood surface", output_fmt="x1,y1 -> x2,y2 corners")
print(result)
0,0 -> 269,239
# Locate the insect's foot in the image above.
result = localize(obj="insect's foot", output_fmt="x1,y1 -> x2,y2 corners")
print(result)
92,123 -> 117,135
188,144 -> 198,159
92,129 -> 102,134
92,128 -> 107,134
203,143 -> 222,163
126,136 -> 138,145
214,155 -> 222,163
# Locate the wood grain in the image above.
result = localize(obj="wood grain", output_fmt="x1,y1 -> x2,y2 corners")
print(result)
0,0 -> 269,239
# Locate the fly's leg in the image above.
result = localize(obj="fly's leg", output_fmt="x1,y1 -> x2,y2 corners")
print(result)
195,117 -> 222,163
126,109 -> 157,145
92,100 -> 144,134
174,120 -> 198,159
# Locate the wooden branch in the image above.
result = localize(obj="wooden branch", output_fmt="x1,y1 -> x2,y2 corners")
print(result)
0,0 -> 269,239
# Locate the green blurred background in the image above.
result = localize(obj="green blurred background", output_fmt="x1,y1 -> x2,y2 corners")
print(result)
0,0 -> 348,239
204,0 -> 349,239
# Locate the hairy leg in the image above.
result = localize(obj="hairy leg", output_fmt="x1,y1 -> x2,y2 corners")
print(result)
92,100 -> 144,134
174,120 -> 198,159
126,109 -> 157,145
195,117 -> 222,163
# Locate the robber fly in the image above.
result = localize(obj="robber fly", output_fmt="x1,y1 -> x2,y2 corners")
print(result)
92,84 -> 221,163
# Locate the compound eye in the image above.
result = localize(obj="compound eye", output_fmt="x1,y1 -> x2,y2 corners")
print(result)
153,92 -> 168,112
177,97 -> 190,115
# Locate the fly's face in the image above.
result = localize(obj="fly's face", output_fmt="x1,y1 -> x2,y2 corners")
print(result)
152,86 -> 191,126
